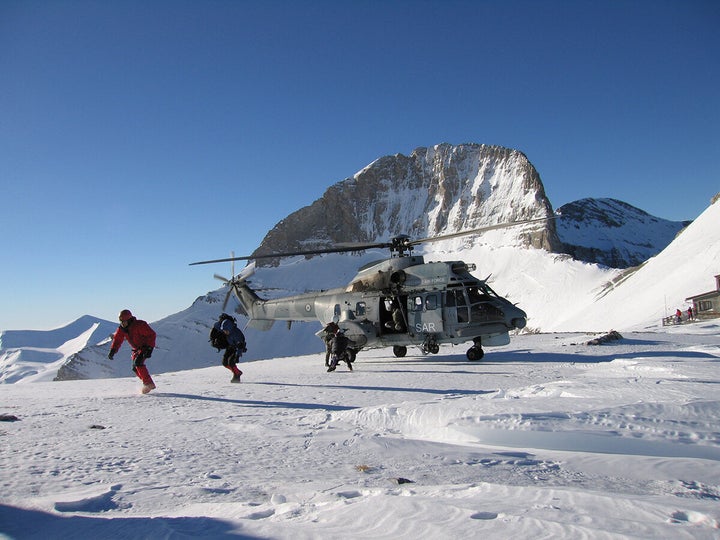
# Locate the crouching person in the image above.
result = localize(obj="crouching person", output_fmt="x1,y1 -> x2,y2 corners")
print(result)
327,328 -> 352,372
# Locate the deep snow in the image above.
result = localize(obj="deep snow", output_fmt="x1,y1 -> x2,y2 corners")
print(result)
2,323 -> 720,539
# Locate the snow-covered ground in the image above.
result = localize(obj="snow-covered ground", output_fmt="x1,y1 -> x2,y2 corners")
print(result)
2,322 -> 719,539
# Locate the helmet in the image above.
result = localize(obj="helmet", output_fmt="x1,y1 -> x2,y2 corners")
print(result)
119,309 -> 133,322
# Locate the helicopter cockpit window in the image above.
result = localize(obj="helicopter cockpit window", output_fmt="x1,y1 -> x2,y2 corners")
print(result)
467,284 -> 504,322
412,296 -> 423,312
355,302 -> 366,317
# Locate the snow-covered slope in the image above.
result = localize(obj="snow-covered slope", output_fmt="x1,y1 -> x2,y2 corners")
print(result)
0,316 -> 117,384
551,197 -> 720,331
2,325 -> 720,539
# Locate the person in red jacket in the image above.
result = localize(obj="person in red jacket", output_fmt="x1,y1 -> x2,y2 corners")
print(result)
108,309 -> 157,394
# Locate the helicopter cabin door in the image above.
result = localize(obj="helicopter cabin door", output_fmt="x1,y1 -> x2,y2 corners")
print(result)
408,292 -> 443,335
446,286 -> 469,325
380,296 -> 408,334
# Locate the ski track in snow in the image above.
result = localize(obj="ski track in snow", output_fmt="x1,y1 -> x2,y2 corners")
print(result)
1,330 -> 720,539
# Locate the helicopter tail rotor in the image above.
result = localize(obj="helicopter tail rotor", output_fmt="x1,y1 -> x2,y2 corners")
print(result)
213,258 -> 257,315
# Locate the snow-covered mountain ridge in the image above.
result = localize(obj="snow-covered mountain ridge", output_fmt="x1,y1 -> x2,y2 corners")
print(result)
1,143 -> 713,383
556,197 -> 690,268
254,144 -> 685,268
0,315 -> 116,351
0,316 -> 117,383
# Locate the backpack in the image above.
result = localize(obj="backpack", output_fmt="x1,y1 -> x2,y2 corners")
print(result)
209,326 -> 228,351
209,313 -> 235,351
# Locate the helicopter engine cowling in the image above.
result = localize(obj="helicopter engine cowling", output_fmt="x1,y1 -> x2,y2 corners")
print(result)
347,256 -> 424,292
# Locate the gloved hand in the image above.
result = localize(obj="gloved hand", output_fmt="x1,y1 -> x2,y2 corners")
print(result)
142,346 -> 153,358
108,348 -> 117,360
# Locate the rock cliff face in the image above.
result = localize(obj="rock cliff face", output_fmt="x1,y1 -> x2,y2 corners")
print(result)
253,143 -> 561,264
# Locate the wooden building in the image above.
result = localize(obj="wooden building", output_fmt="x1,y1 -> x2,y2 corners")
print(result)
686,274 -> 720,320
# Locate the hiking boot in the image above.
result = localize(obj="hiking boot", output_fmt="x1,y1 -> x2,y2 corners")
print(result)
231,372 -> 242,383
327,365 -> 336,372
141,383 -> 156,394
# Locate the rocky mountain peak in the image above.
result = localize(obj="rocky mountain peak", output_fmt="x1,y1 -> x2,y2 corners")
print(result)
253,143 -> 561,264
555,198 -> 689,268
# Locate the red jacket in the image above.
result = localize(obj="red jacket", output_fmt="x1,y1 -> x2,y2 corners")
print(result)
111,318 -> 156,360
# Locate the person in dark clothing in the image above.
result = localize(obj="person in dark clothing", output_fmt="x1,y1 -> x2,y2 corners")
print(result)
327,328 -> 352,372
217,314 -> 246,383
322,321 -> 340,367
392,304 -> 405,331
383,300 -> 405,332
108,309 -> 157,394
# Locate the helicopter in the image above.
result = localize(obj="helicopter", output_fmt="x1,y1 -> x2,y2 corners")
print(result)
190,218 -> 549,362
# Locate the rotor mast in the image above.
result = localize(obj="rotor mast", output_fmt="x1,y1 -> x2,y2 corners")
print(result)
389,235 -> 414,257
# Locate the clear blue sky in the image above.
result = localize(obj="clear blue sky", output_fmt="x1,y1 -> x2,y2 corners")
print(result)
1,0 -> 718,331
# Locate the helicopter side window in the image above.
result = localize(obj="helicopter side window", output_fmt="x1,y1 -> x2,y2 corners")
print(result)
334,304 -> 341,319
425,294 -> 438,310
412,296 -> 423,312
355,302 -> 366,317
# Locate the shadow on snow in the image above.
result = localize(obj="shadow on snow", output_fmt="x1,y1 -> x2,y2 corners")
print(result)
0,503 -> 268,540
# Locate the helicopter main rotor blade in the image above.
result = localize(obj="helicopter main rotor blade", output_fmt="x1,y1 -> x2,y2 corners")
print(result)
189,216 -> 556,266
189,242 -> 388,266
409,216 -> 554,246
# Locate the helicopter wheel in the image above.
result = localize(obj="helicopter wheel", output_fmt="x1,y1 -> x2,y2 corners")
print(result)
393,345 -> 407,358
429,343 -> 440,354
466,346 -> 484,361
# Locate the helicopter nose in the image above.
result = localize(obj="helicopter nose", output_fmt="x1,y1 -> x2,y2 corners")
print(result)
511,317 -> 527,329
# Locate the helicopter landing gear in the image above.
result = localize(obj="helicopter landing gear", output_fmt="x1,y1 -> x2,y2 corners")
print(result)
466,346 -> 484,361
466,338 -> 484,361
421,337 -> 440,355
393,345 -> 407,358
